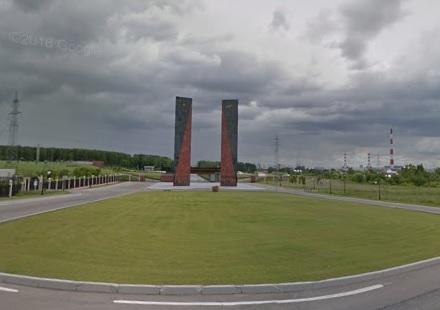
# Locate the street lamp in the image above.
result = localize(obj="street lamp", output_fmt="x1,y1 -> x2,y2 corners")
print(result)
41,170 -> 51,195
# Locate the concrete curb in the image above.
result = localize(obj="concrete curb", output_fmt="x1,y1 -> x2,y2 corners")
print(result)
1,256 -> 440,295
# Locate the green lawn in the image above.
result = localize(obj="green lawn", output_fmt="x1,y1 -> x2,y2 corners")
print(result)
260,177 -> 440,207
1,191 -> 440,284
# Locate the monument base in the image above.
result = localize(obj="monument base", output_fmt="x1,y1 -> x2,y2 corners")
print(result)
220,175 -> 237,187
149,182 -> 263,191
174,175 -> 190,186
160,173 -> 175,183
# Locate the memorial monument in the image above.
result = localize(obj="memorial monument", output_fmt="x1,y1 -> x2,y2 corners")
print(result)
173,97 -> 192,186
220,100 -> 238,186
172,97 -> 238,186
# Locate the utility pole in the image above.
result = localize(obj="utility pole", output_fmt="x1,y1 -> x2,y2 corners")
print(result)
389,128 -> 395,169
378,180 -> 381,200
36,144 -> 40,162
275,135 -> 280,191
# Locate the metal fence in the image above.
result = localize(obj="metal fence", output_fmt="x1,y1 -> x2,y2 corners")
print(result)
1,174 -> 122,197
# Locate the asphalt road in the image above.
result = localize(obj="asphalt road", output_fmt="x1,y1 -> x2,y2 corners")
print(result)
2,182 -> 440,309
0,182 -> 149,223
2,261 -> 440,310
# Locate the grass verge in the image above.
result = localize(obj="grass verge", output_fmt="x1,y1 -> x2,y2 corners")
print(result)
1,191 -> 439,284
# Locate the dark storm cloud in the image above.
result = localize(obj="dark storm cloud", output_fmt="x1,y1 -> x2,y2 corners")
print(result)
12,0 -> 53,12
304,0 -> 407,69
0,0 -> 199,149
182,51 -> 287,95
0,0 -> 439,167
339,0 -> 407,69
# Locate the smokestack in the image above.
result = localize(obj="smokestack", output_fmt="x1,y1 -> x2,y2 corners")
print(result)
343,152 -> 348,170
389,128 -> 394,168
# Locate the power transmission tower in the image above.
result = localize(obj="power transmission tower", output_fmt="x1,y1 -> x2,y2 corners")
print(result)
8,91 -> 20,146
8,91 -> 21,161
275,135 -> 280,171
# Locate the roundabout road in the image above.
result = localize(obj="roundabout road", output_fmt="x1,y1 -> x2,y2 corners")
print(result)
0,181 -> 150,223
2,182 -> 440,309
2,261 -> 440,310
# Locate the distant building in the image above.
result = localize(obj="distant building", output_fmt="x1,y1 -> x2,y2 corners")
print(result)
92,161 -> 105,168
144,166 -> 155,172
0,169 -> 16,177
72,161 -> 94,165
384,165 -> 403,177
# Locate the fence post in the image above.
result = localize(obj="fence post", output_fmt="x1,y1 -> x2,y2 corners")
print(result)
378,181 -> 381,200
9,179 -> 13,198
39,176 -> 43,192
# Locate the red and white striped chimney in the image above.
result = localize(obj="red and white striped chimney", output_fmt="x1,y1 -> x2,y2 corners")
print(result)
389,128 -> 394,167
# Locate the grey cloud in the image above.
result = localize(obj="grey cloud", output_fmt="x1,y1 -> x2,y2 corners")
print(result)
12,0 -> 53,12
180,33 -> 234,47
339,0 -> 407,69
305,9 -> 339,43
270,9 -> 290,32
123,19 -> 178,42
179,51 -> 288,95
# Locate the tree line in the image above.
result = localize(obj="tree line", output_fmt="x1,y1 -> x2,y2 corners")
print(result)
0,145 -> 173,171
0,145 -> 258,173
284,164 -> 440,187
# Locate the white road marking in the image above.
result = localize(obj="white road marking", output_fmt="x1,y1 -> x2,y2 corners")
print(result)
114,284 -> 383,307
0,286 -> 19,293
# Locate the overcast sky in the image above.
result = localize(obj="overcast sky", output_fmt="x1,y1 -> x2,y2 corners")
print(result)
0,0 -> 440,168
